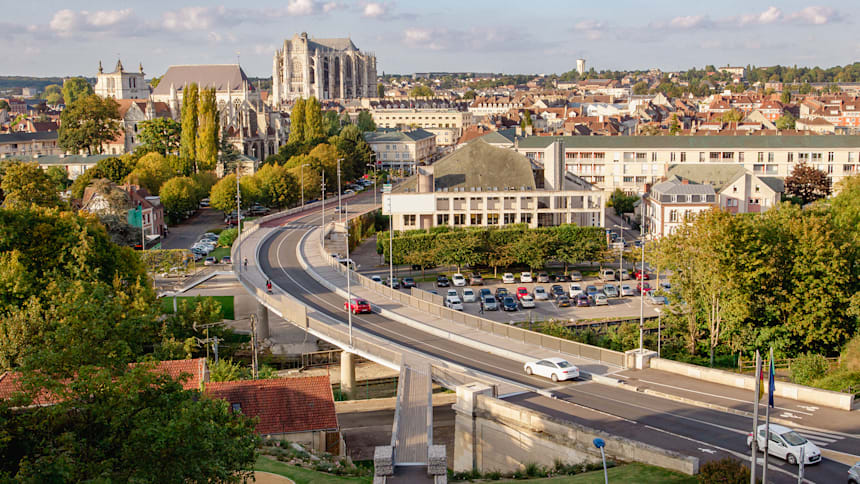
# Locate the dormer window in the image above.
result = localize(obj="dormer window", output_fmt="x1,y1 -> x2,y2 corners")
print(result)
231,403 -> 242,412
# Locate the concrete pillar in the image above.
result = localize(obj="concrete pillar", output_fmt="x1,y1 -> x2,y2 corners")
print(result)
340,351 -> 356,400
256,300 -> 270,340
453,383 -> 493,473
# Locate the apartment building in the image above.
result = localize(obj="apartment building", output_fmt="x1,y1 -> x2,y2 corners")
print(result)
513,135 -> 860,196
0,132 -> 61,158
364,129 -> 436,174
369,108 -> 474,146
644,177 -> 716,237
381,139 -> 604,231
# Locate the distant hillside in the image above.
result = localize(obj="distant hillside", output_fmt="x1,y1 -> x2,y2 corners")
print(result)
0,76 -> 96,93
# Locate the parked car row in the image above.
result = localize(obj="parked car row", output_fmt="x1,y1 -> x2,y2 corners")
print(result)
501,271 -> 583,284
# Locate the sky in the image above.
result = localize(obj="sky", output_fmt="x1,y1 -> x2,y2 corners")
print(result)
2,1 -> 858,78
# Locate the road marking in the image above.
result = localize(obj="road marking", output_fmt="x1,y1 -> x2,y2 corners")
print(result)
635,379 -> 813,415
779,412 -> 804,420
797,405 -> 819,412
698,448 -> 717,454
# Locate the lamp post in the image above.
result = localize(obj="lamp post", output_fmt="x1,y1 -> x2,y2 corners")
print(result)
654,307 -> 662,358
593,438 -> 608,484
612,224 -> 625,279
337,158 -> 344,223
639,236 -> 645,353
300,163 -> 309,211
320,169 -> 326,243
235,166 -> 242,270
345,202 -> 353,347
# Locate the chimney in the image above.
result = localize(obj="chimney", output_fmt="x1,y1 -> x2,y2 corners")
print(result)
681,179 -> 689,185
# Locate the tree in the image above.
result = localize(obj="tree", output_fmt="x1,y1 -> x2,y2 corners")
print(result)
785,164 -> 831,204
775,113 -> 796,130
45,166 -> 70,192
720,109 -> 744,124
159,176 -> 201,224
513,230 -> 556,270
210,174 -> 258,214
0,161 -> 61,208
409,84 -> 433,98
356,110 -> 376,132
138,117 -> 181,156
0,100 -> 9,110
126,152 -> 174,195
304,96 -> 324,142
42,84 -> 62,105
463,90 -> 477,100
58,95 -> 121,155
780,90 -> 791,104
435,231 -> 483,272
289,98 -> 306,144
196,87 -> 219,170
607,189 -> 638,215
669,114 -> 681,135
60,77 -> 93,106
95,156 -> 135,183
323,110 -> 341,136
377,83 -> 385,98
520,109 -> 533,131
180,83 -> 198,165
632,81 -> 649,95
255,163 -> 298,209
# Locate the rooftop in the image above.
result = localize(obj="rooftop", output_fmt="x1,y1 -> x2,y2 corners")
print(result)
515,134 -> 860,150
152,64 -> 252,96
651,177 -> 716,196
364,128 -> 436,143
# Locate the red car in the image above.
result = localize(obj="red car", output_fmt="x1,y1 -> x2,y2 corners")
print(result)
516,287 -> 529,300
344,297 -> 371,314
637,282 -> 652,294
633,270 -> 650,280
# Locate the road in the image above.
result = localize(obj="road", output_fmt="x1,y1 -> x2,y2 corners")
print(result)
255,194 -> 852,483
162,207 -> 225,250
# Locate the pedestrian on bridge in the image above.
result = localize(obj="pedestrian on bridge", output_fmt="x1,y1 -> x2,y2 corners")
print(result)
243,257 -> 248,270
479,301 -> 484,314
266,279 -> 272,293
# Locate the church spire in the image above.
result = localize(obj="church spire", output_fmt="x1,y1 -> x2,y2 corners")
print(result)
98,60 -> 103,74
139,62 -> 144,73
115,59 -> 124,73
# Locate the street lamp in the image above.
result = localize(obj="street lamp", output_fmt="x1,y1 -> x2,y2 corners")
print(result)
654,307 -> 662,358
300,163 -> 310,211
345,202 -> 353,346
612,224 -> 625,279
639,236 -> 645,353
593,438 -> 608,484
320,169 -> 326,243
236,165 -> 242,272
336,158 -> 344,223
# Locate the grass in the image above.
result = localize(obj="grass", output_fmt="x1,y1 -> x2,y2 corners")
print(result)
254,456 -> 372,484
160,295 -> 235,320
490,463 -> 696,484
209,247 -> 231,260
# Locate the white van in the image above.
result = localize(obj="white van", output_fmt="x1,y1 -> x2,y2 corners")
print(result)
601,269 -> 615,281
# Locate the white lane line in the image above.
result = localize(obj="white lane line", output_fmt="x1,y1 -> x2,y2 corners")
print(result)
636,379 -> 813,415
796,428 -> 845,439
801,438 -> 835,447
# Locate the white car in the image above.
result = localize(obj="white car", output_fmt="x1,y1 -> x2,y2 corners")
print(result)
569,283 -> 584,298
533,286 -> 549,300
452,273 -> 467,287
462,288 -> 477,303
593,294 -> 609,306
502,273 -> 515,284
747,424 -> 821,466
569,271 -> 583,282
445,295 -> 463,311
524,357 -> 580,382
519,295 -> 536,309
620,284 -> 635,297
520,272 -> 533,283
446,289 -> 458,298
371,275 -> 383,283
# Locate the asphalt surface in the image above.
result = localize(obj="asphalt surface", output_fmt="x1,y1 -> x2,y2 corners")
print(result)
256,196 -> 852,484
162,207 -> 226,250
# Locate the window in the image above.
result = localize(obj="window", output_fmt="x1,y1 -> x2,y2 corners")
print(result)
753,164 -> 764,173
503,213 -> 516,224
828,152 -> 835,162
787,152 -> 793,163
828,164 -> 834,174
470,214 -> 482,225
670,152 -> 676,162
844,164 -> 857,174
739,152 -> 744,162
675,195 -> 687,203
726,199 -> 738,207
732,186 -> 738,193
403,214 -> 416,226
755,185 -> 760,193
722,152 -> 734,161
635,176 -> 646,183
231,403 -> 242,412
520,213 -> 532,224
812,153 -> 823,162
487,213 -> 499,225
453,214 -> 465,225
623,176 -> 634,183
849,153 -> 856,162
767,152 -> 775,162
651,152 -> 658,161
699,152 -> 705,162
636,152 -> 647,160
436,214 -> 449,225
669,210 -> 678,222
799,153 -> 810,162
709,152 -> 720,161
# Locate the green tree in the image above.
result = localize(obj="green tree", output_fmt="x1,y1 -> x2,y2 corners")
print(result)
520,109 -> 533,131
60,77 -> 94,106
775,113 -> 796,130
463,90 -> 477,100
138,117 -> 182,155
607,189 -> 638,215
95,155 -> 136,183
45,166 -> 70,192
255,163 -> 298,209
632,81 -> 649,95
126,152 -> 173,195
41,84 -> 62,105
210,174 -> 259,213
409,84 -> 433,97
377,83 -> 385,98
780,90 -> 791,104
323,110 -> 341,136
196,87 -> 219,170
513,230 -> 556,270
356,110 -> 376,132
180,83 -> 199,166
0,161 -> 61,208
669,114 -> 681,135
159,176 -> 201,224
0,100 -> 9,110
720,109 -> 744,124
208,358 -> 250,382
289,98 -> 306,143
58,94 -> 121,154
785,163 -> 831,204
435,231 -> 484,272
304,96 -> 324,142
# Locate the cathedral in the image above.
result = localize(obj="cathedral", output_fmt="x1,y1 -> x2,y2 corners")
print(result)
271,32 -> 377,106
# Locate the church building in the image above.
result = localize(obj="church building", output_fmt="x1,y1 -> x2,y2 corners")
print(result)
94,59 -> 149,100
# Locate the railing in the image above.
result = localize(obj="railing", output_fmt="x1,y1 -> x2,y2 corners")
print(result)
737,356 -> 841,373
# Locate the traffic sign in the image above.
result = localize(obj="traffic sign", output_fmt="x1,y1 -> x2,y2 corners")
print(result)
382,183 -> 392,193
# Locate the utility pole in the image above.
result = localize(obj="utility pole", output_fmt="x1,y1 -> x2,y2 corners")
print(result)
750,350 -> 761,484
639,236 -> 645,353
346,202 -> 353,347
337,158 -> 344,223
321,169 -> 326,243
250,314 -> 259,379
613,224 -> 625,278
236,165 -> 242,270
762,347 -> 774,484
300,163 -> 309,211
388,193 -> 394,285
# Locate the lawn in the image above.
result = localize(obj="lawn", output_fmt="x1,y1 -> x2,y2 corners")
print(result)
209,247 -> 232,260
254,456 -> 372,484
491,463 -> 696,484
160,295 -> 235,320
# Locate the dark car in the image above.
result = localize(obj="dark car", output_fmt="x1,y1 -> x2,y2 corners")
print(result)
495,287 -> 510,302
436,275 -> 450,287
537,272 -> 550,283
502,296 -> 519,311
479,288 -> 492,299
550,284 -> 565,300
586,285 -> 601,298
574,294 -> 590,307
548,273 -> 558,282
469,273 -> 484,285
412,263 -> 435,271
402,277 -> 416,288
556,295 -> 572,308
556,273 -> 570,282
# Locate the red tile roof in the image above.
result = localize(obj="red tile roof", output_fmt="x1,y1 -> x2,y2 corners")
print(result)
206,376 -> 338,435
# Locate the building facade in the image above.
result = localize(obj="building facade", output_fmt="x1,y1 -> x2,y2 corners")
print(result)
644,177 -> 717,238
364,129 -> 436,174
0,132 -> 60,158
94,60 -> 149,100
369,108 -> 474,146
271,32 -> 377,105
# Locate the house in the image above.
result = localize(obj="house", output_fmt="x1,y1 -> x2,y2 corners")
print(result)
206,376 -> 339,453
81,183 -> 166,240
666,165 -> 783,214
643,176 -> 717,238
0,131 -> 61,158
364,128 -> 437,174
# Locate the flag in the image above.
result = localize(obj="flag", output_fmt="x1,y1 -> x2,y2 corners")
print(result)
768,355 -> 775,408
757,351 -> 764,401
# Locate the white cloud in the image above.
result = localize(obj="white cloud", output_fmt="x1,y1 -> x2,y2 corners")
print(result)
287,0 -> 317,16
669,15 -> 710,29
323,2 -> 342,13
789,6 -> 841,25
363,2 -> 387,18
572,19 -> 606,40
739,6 -> 782,25
49,8 -> 135,35
162,6 -> 227,31
402,26 -> 540,52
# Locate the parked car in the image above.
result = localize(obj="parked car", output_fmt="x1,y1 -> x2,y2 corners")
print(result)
483,296 -> 499,311
585,285 -> 601,298
524,357 -> 580,382
446,289 -> 458,298
637,282 -> 652,294
645,293 -> 668,305
550,285 -> 565,300
204,257 -> 216,265
502,296 -> 518,311
848,461 -> 860,484
469,273 -> 484,285
402,277 -> 416,289
494,287 -> 510,302
515,287 -> 529,300
616,269 -> 630,281
556,273 -> 570,282
620,284 -> 635,297
569,283 -> 584,298
436,275 -> 450,287
520,272 -> 533,283
520,295 -> 536,309
388,277 -> 401,289
221,256 -> 232,264
633,269 -> 650,280
603,284 -> 619,298
601,269 -> 615,281
445,295 -> 463,311
344,297 -> 371,314
594,294 -> 609,306
371,275 -> 383,283
659,282 -> 672,293
452,273 -> 467,287
533,286 -> 549,300
462,288 -> 477,303
556,295 -> 572,308
502,273 -> 515,284
747,424 -> 821,466
537,272 -> 550,283
479,288 -> 492,299
569,271 -> 583,282
574,294 -> 590,307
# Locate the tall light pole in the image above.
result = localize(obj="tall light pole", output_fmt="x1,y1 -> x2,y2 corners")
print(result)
236,165 -> 242,271
336,158 -> 344,223
655,307 -> 662,358
612,223 -> 625,278
300,163 -> 309,211
388,191 -> 393,285
320,169 -> 326,243
639,236 -> 645,353
345,202 -> 353,346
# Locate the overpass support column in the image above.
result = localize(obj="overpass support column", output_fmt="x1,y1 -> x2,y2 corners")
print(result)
453,383 -> 493,473
340,351 -> 356,400
255,300 -> 270,340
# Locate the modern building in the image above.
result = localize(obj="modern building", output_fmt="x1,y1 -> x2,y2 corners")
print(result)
382,139 -> 604,231
644,177 -> 717,237
271,32 -> 377,105
513,135 -> 860,196
94,59 -> 149,100
364,129 -> 437,174
576,59 -> 586,76
369,108 -> 474,146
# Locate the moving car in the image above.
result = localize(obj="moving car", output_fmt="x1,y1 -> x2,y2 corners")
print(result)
533,286 -> 549,300
593,294 -> 609,306
556,295 -> 572,308
569,271 -> 583,282
445,295 -> 463,311
483,296 -> 498,311
537,272 -> 550,283
524,357 -> 580,382
520,272 -> 533,283
402,277 -> 416,289
436,275 -> 450,287
645,293 -> 668,305
502,296 -> 518,311
569,283 -> 584,298
550,285 -> 565,300
494,287 -> 510,302
747,424 -> 821,466
502,273 -> 515,284
469,273 -> 484,285
515,287 -> 529,300
603,284 -> 619,298
452,273 -> 467,287
462,288 -> 477,303
344,297 -> 371,314
620,284 -> 634,297
849,461 -> 860,484
519,295 -> 535,309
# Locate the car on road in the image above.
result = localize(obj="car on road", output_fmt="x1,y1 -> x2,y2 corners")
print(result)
204,257 -> 216,265
371,275 -> 382,283
436,275 -> 450,287
849,461 -> 860,484
515,287 -> 529,300
479,288 -> 492,299
502,296 -> 518,311
645,293 -> 668,305
221,256 -> 232,264
574,294 -> 590,307
585,285 -> 601,299
199,198 -> 210,207
569,283 -> 584,298
520,272 -> 533,283
537,272 -> 550,283
620,284 -> 634,297
389,277 -> 401,289
520,295 -> 535,309
747,424 -> 821,466
483,296 -> 498,311
502,273 -> 515,284
402,277 -> 416,289
556,295 -> 572,308
633,269 -> 650,280
533,286 -> 549,300
469,273 -> 484,285
452,273 -> 467,287
550,285 -> 565,300
462,288 -> 477,303
593,294 -> 609,306
637,282 -> 652,294
494,287 -> 510,302
524,357 -> 580,382
603,284 -> 619,298
445,295 -> 463,311
344,297 -> 371,314
569,271 -> 582,282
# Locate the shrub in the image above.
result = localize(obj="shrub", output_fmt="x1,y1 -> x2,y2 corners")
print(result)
218,228 -> 238,247
697,457 -> 750,484
791,353 -> 829,385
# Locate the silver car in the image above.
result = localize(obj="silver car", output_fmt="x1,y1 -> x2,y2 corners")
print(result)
849,461 -> 860,484
620,284 -> 635,297
533,286 -> 549,301
603,284 -> 619,298
482,296 -> 498,311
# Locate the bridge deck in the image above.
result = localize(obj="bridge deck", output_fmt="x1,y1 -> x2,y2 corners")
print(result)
394,364 -> 431,465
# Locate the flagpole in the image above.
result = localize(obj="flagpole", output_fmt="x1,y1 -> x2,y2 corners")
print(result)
750,350 -> 761,484
762,347 -> 774,484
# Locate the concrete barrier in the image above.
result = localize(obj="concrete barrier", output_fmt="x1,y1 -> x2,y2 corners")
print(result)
650,357 -> 854,411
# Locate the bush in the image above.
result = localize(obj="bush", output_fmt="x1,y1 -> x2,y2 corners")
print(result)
697,457 -> 750,484
791,353 -> 829,385
812,371 -> 860,394
218,228 -> 238,247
